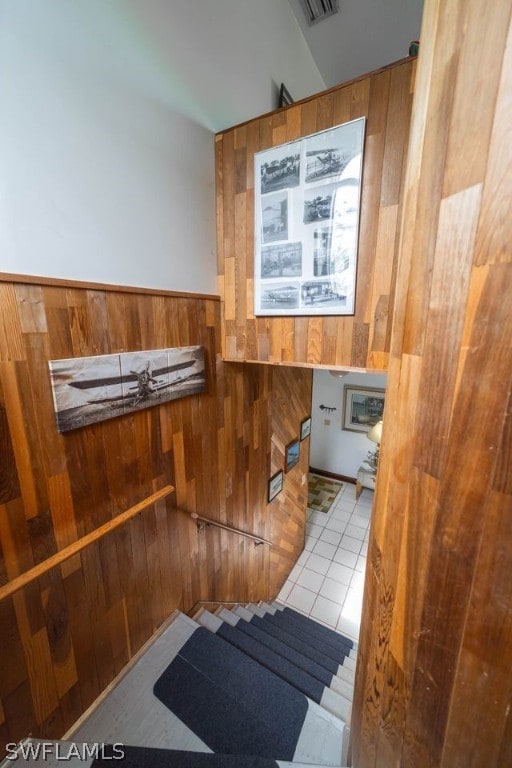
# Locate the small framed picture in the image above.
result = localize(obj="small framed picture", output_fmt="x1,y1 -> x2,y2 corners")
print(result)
285,438 -> 300,473
300,416 -> 311,441
342,385 -> 385,433
268,470 -> 284,503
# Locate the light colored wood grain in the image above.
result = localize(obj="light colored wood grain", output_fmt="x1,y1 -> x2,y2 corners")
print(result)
352,1 -> 512,766
216,58 -> 415,370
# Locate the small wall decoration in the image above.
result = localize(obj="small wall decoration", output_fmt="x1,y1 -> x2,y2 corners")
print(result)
279,83 -> 294,108
285,438 -> 300,473
300,416 -> 312,441
254,117 -> 366,316
342,385 -> 385,433
49,346 -> 206,433
268,470 -> 284,503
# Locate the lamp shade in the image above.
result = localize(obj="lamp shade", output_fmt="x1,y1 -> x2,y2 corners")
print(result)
367,420 -> 383,444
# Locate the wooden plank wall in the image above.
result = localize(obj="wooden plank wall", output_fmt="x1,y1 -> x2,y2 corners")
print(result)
216,57 -> 415,370
269,366 -> 312,597
0,277 -> 312,752
352,0 -> 512,766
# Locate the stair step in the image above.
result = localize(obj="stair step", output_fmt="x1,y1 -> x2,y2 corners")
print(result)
195,610 -> 351,721
258,601 -> 278,614
70,612 -> 212,752
152,622 -> 346,764
196,609 -> 353,702
241,612 -> 355,684
233,604 -> 255,621
70,611 -> 346,764
251,603 -> 356,660
257,611 -> 355,667
273,603 -> 358,652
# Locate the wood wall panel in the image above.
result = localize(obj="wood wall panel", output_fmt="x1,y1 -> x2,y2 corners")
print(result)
0,276 -> 312,753
269,367 -> 313,598
352,1 -> 512,766
216,57 -> 416,371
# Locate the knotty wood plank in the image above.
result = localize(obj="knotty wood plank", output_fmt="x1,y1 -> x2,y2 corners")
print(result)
353,3 -> 512,766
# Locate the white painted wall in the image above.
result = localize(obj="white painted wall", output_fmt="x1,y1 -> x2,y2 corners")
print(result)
287,0 -> 424,87
0,0 -> 324,293
310,369 -> 387,478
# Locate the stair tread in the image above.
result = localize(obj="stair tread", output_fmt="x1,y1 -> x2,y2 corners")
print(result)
55,609 -> 349,766
260,612 -> 354,665
271,605 -> 356,652
197,609 -> 354,702
214,622 -> 351,720
153,624 -> 346,764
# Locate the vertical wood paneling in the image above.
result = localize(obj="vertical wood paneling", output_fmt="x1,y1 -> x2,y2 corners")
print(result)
0,277 -> 312,753
217,57 -> 415,370
269,367 -> 312,598
352,1 -> 512,766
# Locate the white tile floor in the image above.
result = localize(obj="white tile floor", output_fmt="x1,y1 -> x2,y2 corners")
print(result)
276,481 -> 373,643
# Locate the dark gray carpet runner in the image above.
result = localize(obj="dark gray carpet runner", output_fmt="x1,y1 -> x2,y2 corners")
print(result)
92,745 -> 279,767
223,615 -> 336,689
216,622 -> 326,703
246,613 -> 344,675
153,627 -> 307,761
259,611 -> 351,664
280,606 -> 354,651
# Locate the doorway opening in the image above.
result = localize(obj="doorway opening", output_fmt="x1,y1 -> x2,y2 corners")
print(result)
276,367 -> 387,644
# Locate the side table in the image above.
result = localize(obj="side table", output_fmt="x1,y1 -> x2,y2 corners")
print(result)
356,463 -> 376,500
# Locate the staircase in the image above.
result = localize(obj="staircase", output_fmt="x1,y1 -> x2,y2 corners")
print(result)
9,603 -> 356,767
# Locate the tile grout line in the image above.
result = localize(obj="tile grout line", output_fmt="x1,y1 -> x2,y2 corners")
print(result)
278,480 -> 374,638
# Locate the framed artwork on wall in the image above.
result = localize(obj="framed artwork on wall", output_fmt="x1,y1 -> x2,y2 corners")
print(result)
48,346 -> 206,432
268,470 -> 284,503
300,416 -> 312,441
285,438 -> 300,472
253,117 -> 366,317
342,385 -> 385,433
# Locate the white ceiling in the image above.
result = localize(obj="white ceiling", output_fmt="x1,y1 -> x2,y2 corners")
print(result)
286,0 -> 424,88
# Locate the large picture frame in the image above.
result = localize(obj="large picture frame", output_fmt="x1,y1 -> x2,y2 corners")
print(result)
48,346 -> 206,433
253,117 -> 366,317
342,385 -> 385,433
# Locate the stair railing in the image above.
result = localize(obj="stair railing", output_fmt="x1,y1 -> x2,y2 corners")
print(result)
190,512 -> 272,547
0,485 -> 175,603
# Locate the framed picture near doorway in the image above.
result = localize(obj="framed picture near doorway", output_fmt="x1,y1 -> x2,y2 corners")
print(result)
300,416 -> 312,441
268,470 -> 284,503
342,385 -> 385,433
285,438 -> 300,472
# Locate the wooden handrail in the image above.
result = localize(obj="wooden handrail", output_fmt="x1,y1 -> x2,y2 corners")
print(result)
0,485 -> 175,603
190,512 -> 272,547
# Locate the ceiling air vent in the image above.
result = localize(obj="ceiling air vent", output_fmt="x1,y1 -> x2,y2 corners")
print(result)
298,0 -> 339,25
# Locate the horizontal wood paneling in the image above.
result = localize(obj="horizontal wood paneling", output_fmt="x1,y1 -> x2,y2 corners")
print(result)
0,278 -> 312,752
216,58 -> 416,370
352,1 -> 512,766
